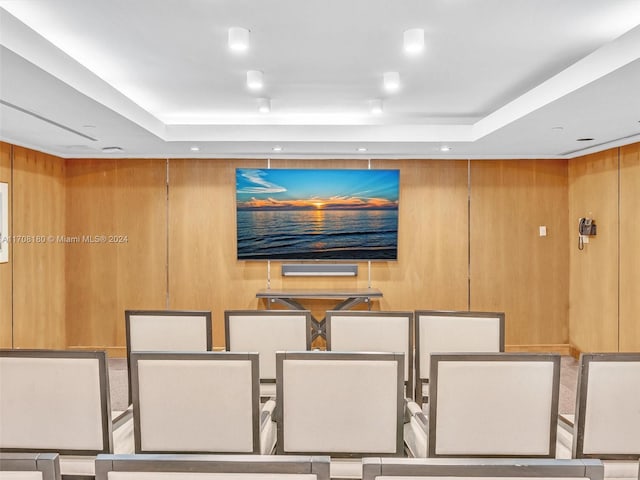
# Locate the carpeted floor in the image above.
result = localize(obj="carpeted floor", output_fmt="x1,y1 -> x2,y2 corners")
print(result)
558,355 -> 579,415
108,358 -> 129,412
108,355 -> 580,414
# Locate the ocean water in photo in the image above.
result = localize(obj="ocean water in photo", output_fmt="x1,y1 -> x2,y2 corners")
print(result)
237,208 -> 398,260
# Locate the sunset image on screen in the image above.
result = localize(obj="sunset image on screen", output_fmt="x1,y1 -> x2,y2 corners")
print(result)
235,169 -> 399,260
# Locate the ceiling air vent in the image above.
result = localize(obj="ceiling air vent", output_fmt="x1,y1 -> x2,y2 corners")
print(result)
0,100 -> 98,141
101,146 -> 124,153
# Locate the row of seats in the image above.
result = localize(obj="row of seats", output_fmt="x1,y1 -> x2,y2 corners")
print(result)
125,308 -> 506,402
3,452 -> 626,480
1,348 -> 638,479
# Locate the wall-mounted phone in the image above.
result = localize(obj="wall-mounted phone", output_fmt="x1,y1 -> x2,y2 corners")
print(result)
579,218 -> 597,236
578,217 -> 596,250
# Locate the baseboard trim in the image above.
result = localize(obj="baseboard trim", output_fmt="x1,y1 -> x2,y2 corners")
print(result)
68,345 -> 226,357
69,343 -> 575,357
67,345 -> 126,358
569,345 -> 582,359
505,344 -> 571,355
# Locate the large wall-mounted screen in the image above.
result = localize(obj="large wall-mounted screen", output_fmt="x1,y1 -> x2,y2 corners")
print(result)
236,168 -> 399,261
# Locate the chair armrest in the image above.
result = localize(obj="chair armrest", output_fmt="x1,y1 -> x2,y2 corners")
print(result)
259,399 -> 277,455
556,414 -> 574,459
404,400 -> 428,457
260,399 -> 276,429
405,400 -> 427,431
406,399 -> 423,417
558,413 -> 574,433
413,411 -> 428,434
112,406 -> 135,454
112,406 -> 133,430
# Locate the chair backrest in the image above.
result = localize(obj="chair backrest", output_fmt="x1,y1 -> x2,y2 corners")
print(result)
573,353 -> 640,459
130,351 -> 260,454
125,310 -> 212,403
0,453 -> 61,480
224,309 -> 312,381
0,349 -> 112,455
276,351 -> 404,457
326,310 -> 414,398
428,353 -> 560,458
95,453 -> 330,480
414,310 -> 505,402
362,458 -> 604,480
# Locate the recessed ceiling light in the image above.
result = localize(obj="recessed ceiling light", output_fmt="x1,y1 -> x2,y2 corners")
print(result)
440,146 -> 451,152
357,147 -> 367,152
576,137 -> 594,141
258,98 -> 271,113
403,28 -> 424,54
383,72 -> 400,92
272,146 -> 283,152
370,99 -> 383,115
190,146 -> 200,152
101,146 -> 123,153
247,70 -> 263,90
228,27 -> 249,52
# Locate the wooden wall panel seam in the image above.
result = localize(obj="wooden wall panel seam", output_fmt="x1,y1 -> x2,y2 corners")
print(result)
618,143 -> 640,351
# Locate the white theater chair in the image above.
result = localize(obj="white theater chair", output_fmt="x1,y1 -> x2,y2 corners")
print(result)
414,310 -> 505,405
0,350 -> 113,478
326,310 -> 414,399
95,453 -> 330,480
129,351 -> 276,455
556,353 -> 640,480
276,351 -> 405,479
224,309 -> 312,400
0,453 -> 61,480
124,309 -> 212,404
404,352 -> 560,458
362,458 -> 604,480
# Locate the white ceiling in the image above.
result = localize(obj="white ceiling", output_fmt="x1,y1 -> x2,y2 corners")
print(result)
1,0 -> 639,159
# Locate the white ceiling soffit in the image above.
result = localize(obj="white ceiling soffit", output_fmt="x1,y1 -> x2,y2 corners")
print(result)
0,1 -> 640,159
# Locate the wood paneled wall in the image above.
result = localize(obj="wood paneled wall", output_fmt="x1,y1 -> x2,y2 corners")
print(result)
11,147 -> 66,349
470,160 -> 569,347
619,144 -> 640,352
4,142 -> 638,354
167,158 -> 548,348
65,159 -> 167,355
568,149 -> 619,352
0,143 -> 12,348
372,160 -> 469,312
167,158 -> 267,347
